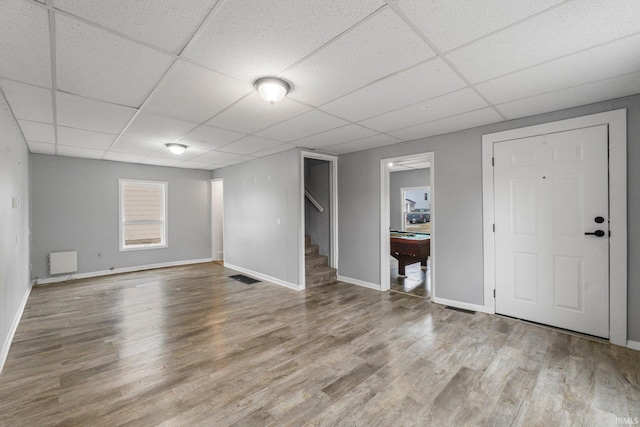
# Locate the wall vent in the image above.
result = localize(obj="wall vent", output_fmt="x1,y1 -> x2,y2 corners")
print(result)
49,251 -> 77,275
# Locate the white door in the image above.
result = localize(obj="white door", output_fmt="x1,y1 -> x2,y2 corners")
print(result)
494,125 -> 609,338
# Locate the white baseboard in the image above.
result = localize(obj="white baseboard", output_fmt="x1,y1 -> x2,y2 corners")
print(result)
0,282 -> 32,373
224,263 -> 302,291
433,297 -> 495,314
35,258 -> 214,285
627,340 -> 640,351
337,275 -> 381,291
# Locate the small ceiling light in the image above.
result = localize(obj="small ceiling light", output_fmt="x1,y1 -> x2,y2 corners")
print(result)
255,77 -> 290,105
166,143 -> 187,155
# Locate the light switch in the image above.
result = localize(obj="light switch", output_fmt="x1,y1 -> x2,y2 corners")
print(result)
12,196 -> 18,209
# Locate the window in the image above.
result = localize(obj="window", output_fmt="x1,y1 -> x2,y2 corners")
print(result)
119,179 -> 167,251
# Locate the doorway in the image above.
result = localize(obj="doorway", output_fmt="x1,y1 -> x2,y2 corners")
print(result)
211,179 -> 224,262
300,151 -> 338,289
482,109 -> 627,346
380,153 -> 435,298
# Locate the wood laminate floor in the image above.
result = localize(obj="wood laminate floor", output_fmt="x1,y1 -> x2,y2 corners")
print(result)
389,256 -> 430,299
1,263 -> 638,426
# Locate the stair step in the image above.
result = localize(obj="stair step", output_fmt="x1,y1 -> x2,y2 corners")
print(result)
304,244 -> 319,256
306,265 -> 337,288
305,234 -> 311,246
305,255 -> 328,269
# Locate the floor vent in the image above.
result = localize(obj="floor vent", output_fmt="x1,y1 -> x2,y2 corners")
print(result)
445,306 -> 476,315
229,274 -> 261,284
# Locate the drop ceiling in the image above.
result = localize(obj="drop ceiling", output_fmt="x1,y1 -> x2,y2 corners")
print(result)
1,0 -> 639,170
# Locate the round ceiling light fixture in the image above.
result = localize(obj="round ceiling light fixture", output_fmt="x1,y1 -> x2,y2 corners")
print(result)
255,77 -> 291,105
166,143 -> 187,155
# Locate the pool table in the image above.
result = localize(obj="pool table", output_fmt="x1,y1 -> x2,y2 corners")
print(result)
390,232 -> 430,277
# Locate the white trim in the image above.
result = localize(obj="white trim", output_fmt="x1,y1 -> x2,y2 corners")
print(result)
0,283 -> 32,372
380,153 -> 435,297
300,151 -> 339,290
627,340 -> 640,352
481,109 -> 627,346
211,178 -> 224,261
433,297 -> 495,314
225,262 -> 302,291
338,275 -> 381,291
35,258 -> 213,285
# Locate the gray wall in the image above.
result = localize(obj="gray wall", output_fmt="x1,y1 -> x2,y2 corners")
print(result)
30,155 -> 212,279
390,168 -> 430,230
0,91 -> 30,368
338,94 -> 640,341
305,158 -> 330,257
212,149 -> 301,286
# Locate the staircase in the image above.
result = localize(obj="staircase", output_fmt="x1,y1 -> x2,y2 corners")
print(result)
305,235 -> 337,287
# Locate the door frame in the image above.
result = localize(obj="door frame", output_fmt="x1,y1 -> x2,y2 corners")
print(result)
211,178 -> 224,261
380,152 -> 435,296
300,151 -> 339,290
481,109 -> 627,346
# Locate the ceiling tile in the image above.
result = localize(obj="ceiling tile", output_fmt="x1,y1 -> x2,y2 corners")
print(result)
0,80 -> 53,123
397,0 -> 563,52
215,155 -> 257,168
141,157 -> 183,167
144,61 -> 252,123
295,124 -> 378,150
389,108 -> 504,141
282,8 -> 434,106
180,125 -> 244,150
57,126 -> 116,150
359,88 -> 489,133
124,112 -> 197,143
109,136 -> 165,156
320,58 -> 466,122
55,13 -> 174,107
323,134 -> 401,155
52,0 -> 218,53
103,151 -> 146,163
190,150 -> 241,165
496,71 -> 640,120
256,110 -> 348,142
57,145 -> 105,159
17,120 -> 55,143
173,160 -> 212,170
207,92 -> 311,134
184,0 -> 385,81
447,0 -> 640,83
216,136 -> 284,155
0,0 -> 51,87
253,143 -> 296,158
476,33 -> 640,105
57,91 -> 137,134
27,141 -> 56,155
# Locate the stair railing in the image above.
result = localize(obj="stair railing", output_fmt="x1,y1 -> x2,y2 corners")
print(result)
304,188 -> 324,213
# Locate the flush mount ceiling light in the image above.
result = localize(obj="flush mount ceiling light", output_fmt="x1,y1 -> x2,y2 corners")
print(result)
255,77 -> 291,105
166,143 -> 187,155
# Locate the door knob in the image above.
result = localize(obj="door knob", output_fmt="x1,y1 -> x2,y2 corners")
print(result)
594,216 -> 605,223
585,230 -> 605,237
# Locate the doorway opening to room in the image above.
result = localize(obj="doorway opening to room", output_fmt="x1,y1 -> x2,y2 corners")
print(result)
380,153 -> 434,299
211,178 -> 224,264
301,151 -> 338,289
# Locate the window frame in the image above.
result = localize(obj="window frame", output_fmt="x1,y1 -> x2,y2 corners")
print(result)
118,179 -> 168,252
